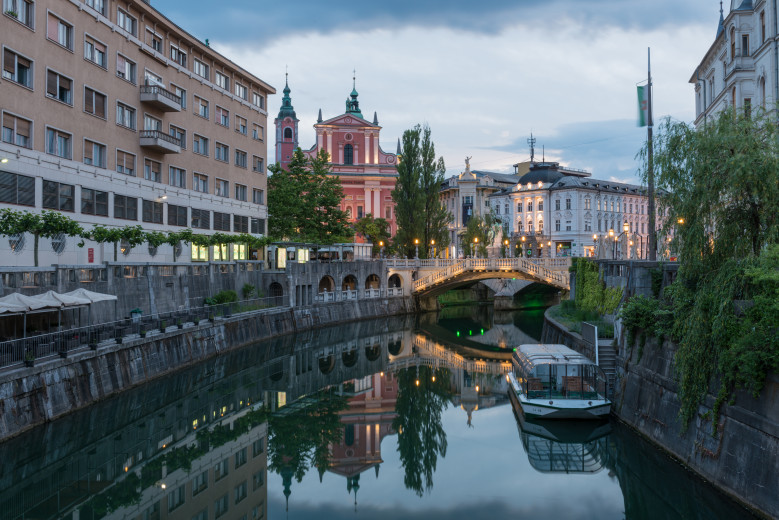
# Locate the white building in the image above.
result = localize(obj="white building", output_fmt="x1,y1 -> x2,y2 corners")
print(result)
691,0 -> 777,124
489,162 -> 651,259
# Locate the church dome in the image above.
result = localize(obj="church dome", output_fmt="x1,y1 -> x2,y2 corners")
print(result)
518,163 -> 564,185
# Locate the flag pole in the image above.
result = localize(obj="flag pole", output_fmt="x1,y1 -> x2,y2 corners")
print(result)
647,47 -> 656,261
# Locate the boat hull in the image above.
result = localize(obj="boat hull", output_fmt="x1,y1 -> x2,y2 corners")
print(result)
508,375 -> 610,420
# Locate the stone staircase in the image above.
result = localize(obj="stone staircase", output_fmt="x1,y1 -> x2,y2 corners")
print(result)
597,342 -> 617,398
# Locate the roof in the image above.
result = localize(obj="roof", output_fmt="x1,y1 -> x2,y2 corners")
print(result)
518,164 -> 564,185
514,344 -> 593,366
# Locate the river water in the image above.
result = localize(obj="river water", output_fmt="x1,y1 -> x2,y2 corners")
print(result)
0,305 -> 757,519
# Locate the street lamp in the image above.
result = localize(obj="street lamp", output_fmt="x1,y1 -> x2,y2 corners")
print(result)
472,236 -> 479,259
503,239 -> 509,258
430,238 -> 435,259
593,234 -> 598,258
414,238 -> 419,259
618,222 -> 629,260
521,235 -> 526,258
379,240 -> 384,259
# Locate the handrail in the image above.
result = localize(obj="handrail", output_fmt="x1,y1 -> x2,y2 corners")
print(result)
139,129 -> 181,147
140,84 -> 182,105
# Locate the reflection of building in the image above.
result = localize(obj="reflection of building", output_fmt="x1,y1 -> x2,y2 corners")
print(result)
275,77 -> 399,237
326,371 -> 399,507
0,0 -> 273,266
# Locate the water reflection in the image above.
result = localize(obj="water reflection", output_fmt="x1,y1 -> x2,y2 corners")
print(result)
0,309 -> 758,519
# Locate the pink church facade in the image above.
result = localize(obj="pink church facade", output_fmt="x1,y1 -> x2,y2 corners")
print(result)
275,79 -> 399,238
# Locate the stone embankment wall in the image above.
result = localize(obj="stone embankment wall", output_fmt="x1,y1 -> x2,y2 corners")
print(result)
543,300 -> 778,518
0,296 -> 414,441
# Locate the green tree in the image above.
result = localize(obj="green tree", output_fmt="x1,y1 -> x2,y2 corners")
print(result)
0,209 -> 83,266
637,109 -> 779,429
353,214 -> 391,256
460,210 -> 501,257
393,127 -> 423,257
268,149 -> 352,244
419,126 -> 452,257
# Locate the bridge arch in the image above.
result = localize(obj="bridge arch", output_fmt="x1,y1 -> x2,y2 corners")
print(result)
342,274 -> 357,291
388,273 -> 403,289
342,349 -> 359,367
365,343 -> 381,361
319,355 -> 335,374
388,339 -> 402,356
365,274 -> 380,289
318,275 -> 335,293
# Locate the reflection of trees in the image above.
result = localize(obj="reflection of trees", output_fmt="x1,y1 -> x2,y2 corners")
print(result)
392,366 -> 453,496
267,388 -> 349,483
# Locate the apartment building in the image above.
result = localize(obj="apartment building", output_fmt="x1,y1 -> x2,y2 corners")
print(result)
0,0 -> 274,266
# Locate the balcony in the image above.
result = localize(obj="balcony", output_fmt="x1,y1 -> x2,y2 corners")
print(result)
139,84 -> 182,112
139,130 -> 181,154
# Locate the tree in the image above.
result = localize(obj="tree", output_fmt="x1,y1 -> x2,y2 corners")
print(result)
460,210 -> 501,257
353,214 -> 391,256
0,209 -> 83,266
393,124 -> 452,258
268,149 -> 352,244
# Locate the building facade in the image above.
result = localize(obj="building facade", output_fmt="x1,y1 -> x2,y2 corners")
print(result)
489,162 -> 652,258
691,0 -> 777,124
275,80 -> 398,237
1,0 -> 274,266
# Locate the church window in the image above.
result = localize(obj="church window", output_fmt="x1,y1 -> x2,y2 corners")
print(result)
344,144 -> 353,165
284,127 -> 292,139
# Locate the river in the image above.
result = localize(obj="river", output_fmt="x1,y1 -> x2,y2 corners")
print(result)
0,305 -> 757,519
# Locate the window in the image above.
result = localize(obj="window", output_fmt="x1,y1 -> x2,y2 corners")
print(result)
585,198 -> 591,210
194,96 -> 209,119
2,49 -> 32,88
114,195 -> 137,220
192,470 -> 208,496
84,0 -> 105,15
565,221 -> 572,231
252,124 -> 264,141
629,202 -> 633,214
252,91 -> 264,108
42,181 -> 74,211
215,142 -> 229,162
0,171 -> 35,206
252,188 -> 264,205
517,202 -> 522,213
236,115 -> 247,135
344,144 -> 354,165
84,87 -> 107,118
83,139 -> 106,168
4,0 -> 34,27
116,150 -> 135,175
169,166 -> 186,188
116,54 -> 136,83
495,205 -> 500,215
623,202 -> 626,213
235,83 -> 247,100
357,205 -> 364,219
167,484 -> 185,512
191,244 -> 208,261
527,201 -> 533,212
385,206 -> 392,220
193,134 -> 209,156
144,114 -> 161,131
252,470 -> 264,491
215,71 -> 229,90
251,217 -> 265,234
142,199 -> 163,223
234,481 -> 248,504
235,150 -> 247,168
144,159 -> 162,182
216,106 -> 229,126
84,36 -> 107,67
214,458 -> 229,481
252,156 -> 264,173
742,34 -> 749,57
538,200 -> 544,211
555,220 -> 560,232
47,13 -> 73,50
761,11 -> 766,43
193,58 -> 209,80
215,179 -> 228,197
214,494 -> 228,519
235,184 -> 247,201
146,28 -> 162,53
45,127 -> 71,159
2,113 -> 31,148
46,70 -> 72,104
252,438 -> 265,457
171,84 -> 186,109
117,8 -> 137,36
555,199 -> 560,211
170,45 -> 187,67
191,208 -> 210,229
116,102 -> 136,130
538,219 -> 544,233
193,172 -> 208,193
744,97 -> 752,118
170,125 -> 186,149
585,221 -> 591,231
167,203 -> 187,226
598,219 -> 602,232
81,188 -> 108,216
730,27 -> 736,60
565,199 -> 571,210
213,211 -> 230,231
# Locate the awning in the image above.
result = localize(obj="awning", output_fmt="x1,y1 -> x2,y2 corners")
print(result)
62,289 -> 118,304
0,290 -> 117,314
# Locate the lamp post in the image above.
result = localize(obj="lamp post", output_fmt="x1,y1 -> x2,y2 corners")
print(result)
608,229 -> 615,259
379,240 -> 384,259
414,238 -> 419,259
430,238 -> 435,259
472,236 -> 479,259
593,234 -> 598,259
619,222 -> 629,259
521,235 -> 526,258
547,240 -> 552,258
503,239 -> 509,258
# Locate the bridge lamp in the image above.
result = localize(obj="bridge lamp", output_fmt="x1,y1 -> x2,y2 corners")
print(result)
677,218 -> 685,225
432,375 -> 436,382
623,222 -> 630,233
608,229 -> 614,238
475,385 -> 480,393
414,238 -> 419,259
379,240 -> 384,259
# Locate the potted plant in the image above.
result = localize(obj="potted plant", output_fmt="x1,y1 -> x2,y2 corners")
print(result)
159,320 -> 167,331
115,333 -> 123,344
193,316 -> 200,325
139,328 -> 147,338
5,10 -> 18,18
89,337 -> 99,350
24,350 -> 35,367
177,318 -> 184,329
208,312 -> 215,321
130,308 -> 142,323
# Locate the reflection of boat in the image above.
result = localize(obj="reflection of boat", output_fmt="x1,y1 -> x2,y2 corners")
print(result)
508,344 -> 610,419
511,399 -> 611,474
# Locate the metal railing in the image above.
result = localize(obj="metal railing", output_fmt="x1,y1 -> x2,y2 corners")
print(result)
139,129 -> 182,147
312,288 -> 388,303
140,84 -> 182,105
0,295 -> 286,369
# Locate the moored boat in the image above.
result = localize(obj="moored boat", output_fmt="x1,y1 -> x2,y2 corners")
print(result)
507,343 -> 610,419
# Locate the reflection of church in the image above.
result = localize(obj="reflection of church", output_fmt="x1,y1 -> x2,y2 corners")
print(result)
324,371 -> 399,508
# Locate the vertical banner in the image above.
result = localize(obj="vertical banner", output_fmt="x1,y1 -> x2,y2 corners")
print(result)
637,85 -> 649,127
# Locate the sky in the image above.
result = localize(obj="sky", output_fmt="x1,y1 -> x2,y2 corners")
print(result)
156,0 -> 721,185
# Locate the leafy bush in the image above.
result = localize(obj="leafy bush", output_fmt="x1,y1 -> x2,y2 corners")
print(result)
242,283 -> 256,299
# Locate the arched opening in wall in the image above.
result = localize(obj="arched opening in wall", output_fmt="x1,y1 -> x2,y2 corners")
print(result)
269,360 -> 284,382
388,339 -> 402,356
365,344 -> 381,361
269,282 -> 284,298
342,349 -> 358,367
319,355 -> 335,374
344,144 -> 353,165
284,127 -> 292,139
365,274 -> 380,290
319,275 -> 335,293
388,274 -> 402,289
342,275 -> 357,291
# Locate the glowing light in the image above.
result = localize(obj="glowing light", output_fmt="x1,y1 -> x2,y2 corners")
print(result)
475,385 -> 480,392
380,371 -> 384,376
0,158 -> 8,164
415,379 -> 420,386
432,375 -> 436,382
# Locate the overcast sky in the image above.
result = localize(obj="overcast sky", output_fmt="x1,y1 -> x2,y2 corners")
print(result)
157,0 -> 720,184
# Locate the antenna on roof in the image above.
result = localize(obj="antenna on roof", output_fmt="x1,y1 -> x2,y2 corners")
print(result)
542,145 -> 545,162
527,133 -> 536,163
